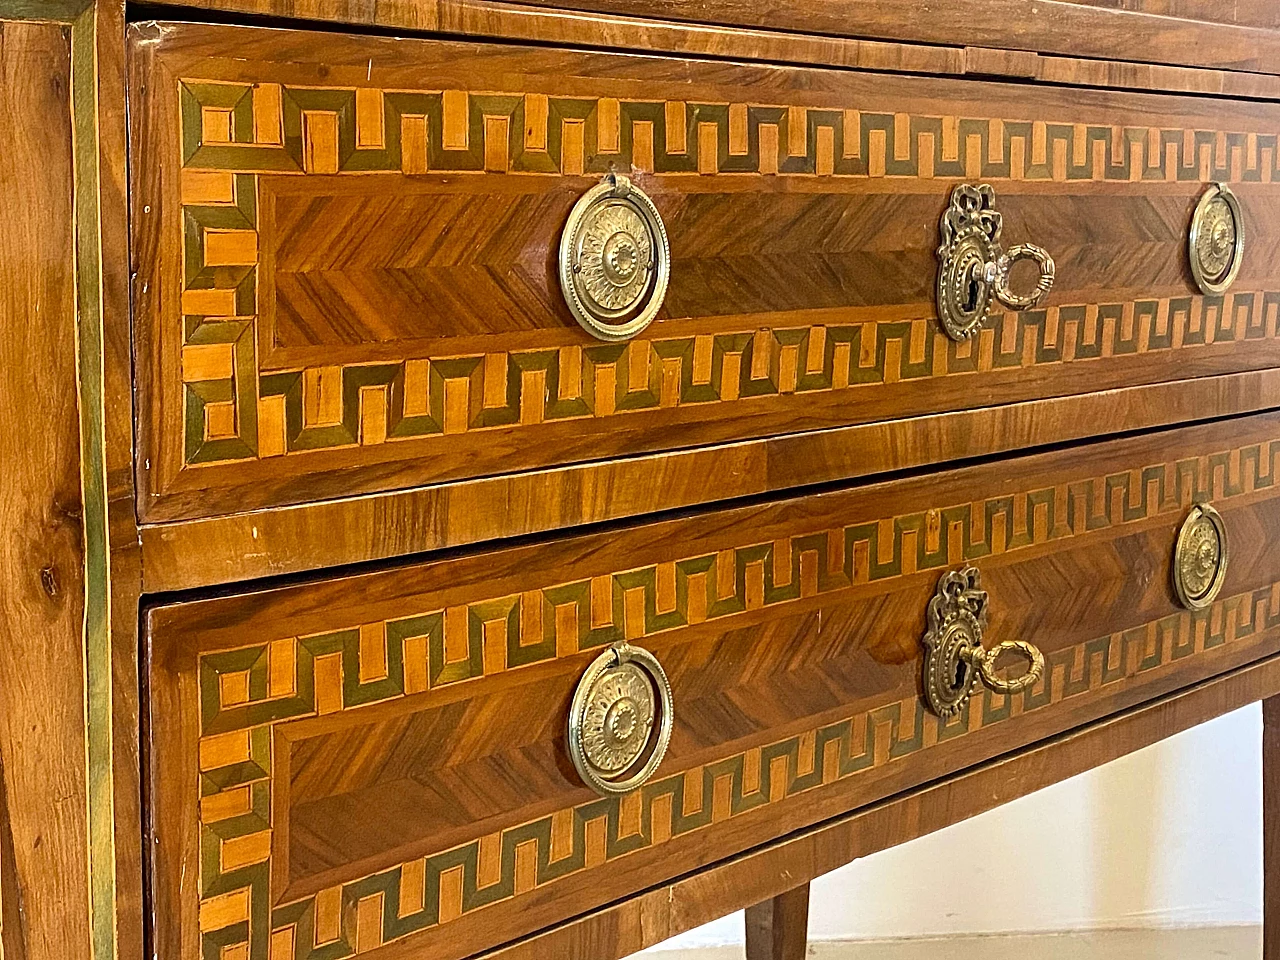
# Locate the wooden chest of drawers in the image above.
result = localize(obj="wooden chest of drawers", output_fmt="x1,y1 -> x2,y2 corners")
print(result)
7,3 -> 1280,960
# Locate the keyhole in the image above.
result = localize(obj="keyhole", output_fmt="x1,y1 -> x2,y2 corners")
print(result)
962,264 -> 984,312
953,656 -> 969,690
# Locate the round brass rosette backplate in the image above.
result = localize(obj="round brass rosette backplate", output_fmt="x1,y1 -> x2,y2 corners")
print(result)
1173,502 -> 1229,611
1189,183 -> 1244,295
558,173 -> 670,342
568,642 -> 673,795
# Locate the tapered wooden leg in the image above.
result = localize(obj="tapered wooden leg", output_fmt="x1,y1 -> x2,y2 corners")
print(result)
744,882 -> 810,960
1266,696 -> 1280,960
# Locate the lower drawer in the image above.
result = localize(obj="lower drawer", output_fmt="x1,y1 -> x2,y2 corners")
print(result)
146,411 -> 1280,960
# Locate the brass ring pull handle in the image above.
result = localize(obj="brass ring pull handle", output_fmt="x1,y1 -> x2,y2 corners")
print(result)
963,638 -> 1045,696
1173,502 -> 1229,611
936,184 -> 1057,341
921,565 -> 1046,719
568,641 -> 674,796
1189,183 -> 1244,296
993,243 -> 1056,311
558,172 -> 671,343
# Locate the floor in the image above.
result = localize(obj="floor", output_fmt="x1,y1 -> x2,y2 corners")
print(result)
641,926 -> 1262,959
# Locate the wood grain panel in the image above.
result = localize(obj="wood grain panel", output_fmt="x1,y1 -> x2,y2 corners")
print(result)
120,0 -> 1280,102
258,183 -> 1271,366
0,20 -> 93,960
131,22 -> 1280,522
147,411 -> 1280,960
1061,0 -> 1280,30
0,4 -> 147,960
155,0 -> 1280,77
456,1 -> 1280,75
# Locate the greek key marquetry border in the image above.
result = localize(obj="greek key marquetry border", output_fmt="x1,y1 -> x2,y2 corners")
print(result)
191,435 -> 1280,959
175,78 -> 1280,468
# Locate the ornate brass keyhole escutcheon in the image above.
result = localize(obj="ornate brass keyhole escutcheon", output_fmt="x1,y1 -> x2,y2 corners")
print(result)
1173,502 -> 1229,610
921,566 -> 1046,719
568,641 -> 674,795
936,184 -> 1056,341
558,172 -> 671,342
1189,183 -> 1244,295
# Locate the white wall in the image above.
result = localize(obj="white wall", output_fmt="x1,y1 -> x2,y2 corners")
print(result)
643,703 -> 1262,951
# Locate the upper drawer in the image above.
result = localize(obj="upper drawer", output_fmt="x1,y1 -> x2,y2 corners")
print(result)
130,22 -> 1280,522
147,410 -> 1280,960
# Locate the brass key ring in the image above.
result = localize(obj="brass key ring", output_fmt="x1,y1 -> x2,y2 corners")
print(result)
963,638 -> 1045,696
993,243 -> 1056,311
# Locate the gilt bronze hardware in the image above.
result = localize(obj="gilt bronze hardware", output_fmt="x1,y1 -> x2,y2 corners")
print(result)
1173,502 -> 1229,610
1189,183 -> 1244,295
559,172 -> 670,342
921,565 -> 1046,719
568,641 -> 674,795
936,183 -> 1056,341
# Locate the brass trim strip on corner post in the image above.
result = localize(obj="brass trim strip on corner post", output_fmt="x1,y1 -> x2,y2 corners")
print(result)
69,6 -> 119,957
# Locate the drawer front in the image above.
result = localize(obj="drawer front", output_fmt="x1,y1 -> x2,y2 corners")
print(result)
148,411 -> 1280,960
131,22 -> 1280,522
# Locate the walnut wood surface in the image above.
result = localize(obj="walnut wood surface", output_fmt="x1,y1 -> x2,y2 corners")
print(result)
0,22 -> 94,958
140,368 -> 1280,594
1032,54 -> 1280,99
745,883 -> 810,960
486,650 -> 1280,960
1266,692 -> 1280,960
1062,0 -> 1280,30
147,411 -> 1280,960
119,0 -> 1280,102
162,0 -> 1280,77
418,0 -> 1280,75
131,21 -> 1280,524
